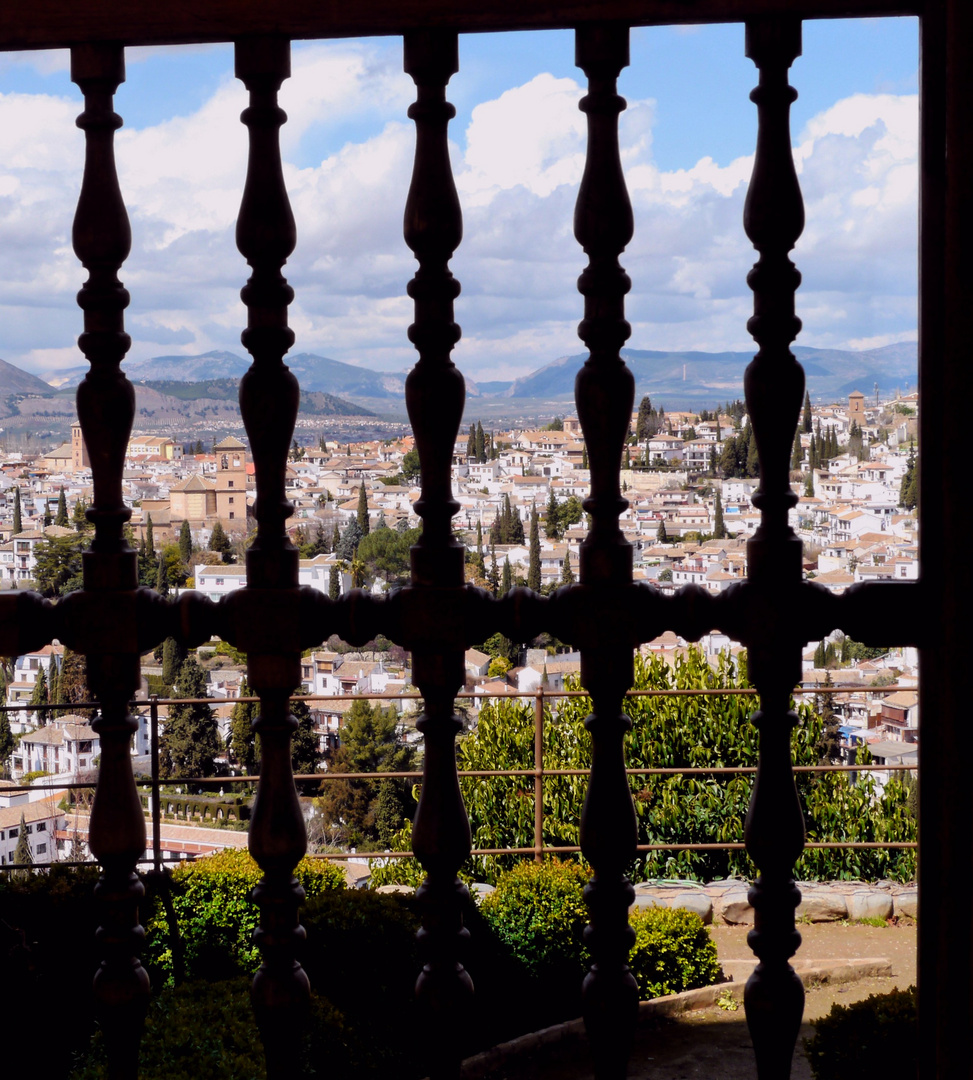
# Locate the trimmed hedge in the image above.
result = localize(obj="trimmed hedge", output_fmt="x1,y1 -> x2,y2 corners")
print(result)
144,849 -> 346,983
479,859 -> 723,999
805,986 -> 917,1080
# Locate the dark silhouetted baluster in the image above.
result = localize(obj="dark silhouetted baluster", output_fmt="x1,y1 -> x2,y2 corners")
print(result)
234,37 -> 307,1080
70,42 -> 148,1080
403,29 -> 472,1080
742,17 -> 808,1080
573,23 -> 638,1080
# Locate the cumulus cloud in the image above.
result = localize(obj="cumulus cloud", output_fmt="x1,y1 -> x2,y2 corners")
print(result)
0,44 -> 917,380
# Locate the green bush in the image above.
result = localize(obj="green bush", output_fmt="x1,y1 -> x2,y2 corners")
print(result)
144,849 -> 345,983
71,977 -> 353,1080
628,906 -> 722,998
804,986 -> 917,1080
479,859 -> 590,980
479,860 -> 722,1001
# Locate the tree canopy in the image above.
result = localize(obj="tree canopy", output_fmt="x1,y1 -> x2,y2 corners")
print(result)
160,656 -> 219,786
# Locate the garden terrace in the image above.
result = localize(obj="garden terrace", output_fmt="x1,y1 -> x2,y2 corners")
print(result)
0,2 -> 969,1079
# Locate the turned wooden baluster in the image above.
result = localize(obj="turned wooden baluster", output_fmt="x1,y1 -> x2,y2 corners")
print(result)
403,29 -> 473,1080
234,37 -> 307,1080
573,23 -> 638,1080
70,43 -> 148,1080
742,18 -> 808,1080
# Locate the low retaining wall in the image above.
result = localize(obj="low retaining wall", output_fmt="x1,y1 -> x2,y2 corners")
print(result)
630,879 -> 917,925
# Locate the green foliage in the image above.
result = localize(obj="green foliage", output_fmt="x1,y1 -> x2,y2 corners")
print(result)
229,679 -> 258,774
356,483 -> 370,536
33,533 -> 87,596
458,647 -> 916,883
0,709 -> 14,774
160,656 -> 219,784
55,486 -> 69,527
208,520 -> 233,563
479,859 -> 590,980
318,698 -> 416,846
12,486 -> 22,534
627,906 -> 722,999
527,507 -> 541,592
178,518 -> 193,566
400,446 -> 420,482
805,986 -> 916,1080
144,848 -> 345,983
355,525 -> 420,586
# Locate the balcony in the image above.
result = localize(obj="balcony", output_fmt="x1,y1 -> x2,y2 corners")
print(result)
0,2 -> 969,1079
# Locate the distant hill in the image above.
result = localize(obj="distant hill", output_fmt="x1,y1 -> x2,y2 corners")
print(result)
490,342 -> 918,406
0,357 -> 57,397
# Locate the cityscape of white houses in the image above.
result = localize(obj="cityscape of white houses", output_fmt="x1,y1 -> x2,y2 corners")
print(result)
1,390 -> 920,815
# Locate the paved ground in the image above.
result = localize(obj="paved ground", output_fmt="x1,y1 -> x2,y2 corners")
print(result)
462,921 -> 917,1080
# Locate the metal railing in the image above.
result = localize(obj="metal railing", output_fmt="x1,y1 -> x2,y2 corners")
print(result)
1,681 -> 918,871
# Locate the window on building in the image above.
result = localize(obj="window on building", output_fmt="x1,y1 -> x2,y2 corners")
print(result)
9,828 -> 18,838
36,822 -> 46,832
37,844 -> 47,855
229,512 -> 235,519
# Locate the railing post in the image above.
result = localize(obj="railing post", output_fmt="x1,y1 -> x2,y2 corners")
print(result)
402,28 -> 472,1080
150,695 -> 160,875
742,17 -> 808,1080
69,40 -> 150,1080
573,22 -> 638,1080
234,36 -> 308,1080
534,689 -> 544,861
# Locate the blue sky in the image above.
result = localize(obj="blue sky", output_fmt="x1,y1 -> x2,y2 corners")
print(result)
0,17 -> 918,383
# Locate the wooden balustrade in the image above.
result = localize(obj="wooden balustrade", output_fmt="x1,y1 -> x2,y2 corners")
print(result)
0,4 -> 959,1078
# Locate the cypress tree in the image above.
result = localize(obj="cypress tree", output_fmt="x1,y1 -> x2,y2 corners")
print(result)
545,488 -> 560,538
808,433 -> 817,472
161,637 -> 185,689
467,424 -> 476,460
636,395 -> 655,441
29,666 -> 48,724
12,487 -> 22,535
804,471 -> 815,497
145,514 -> 155,561
230,678 -> 259,776
713,492 -> 726,539
329,563 -> 341,600
791,433 -> 803,471
356,484 -> 370,537
527,507 -> 541,593
488,543 -> 500,596
156,554 -> 169,597
501,556 -> 513,597
623,446 -> 631,470
560,550 -> 574,585
178,519 -> 193,567
803,390 -> 813,433
475,421 -> 486,463
55,487 -> 69,527
581,444 -> 588,470
209,520 -> 232,563
14,812 -> 32,871
332,523 -> 341,552
814,640 -> 826,667
657,518 -> 668,543
160,656 -> 219,784
745,425 -> 760,478
0,711 -> 14,777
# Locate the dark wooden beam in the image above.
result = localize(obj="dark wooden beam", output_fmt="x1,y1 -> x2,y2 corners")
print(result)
1,0 -> 920,52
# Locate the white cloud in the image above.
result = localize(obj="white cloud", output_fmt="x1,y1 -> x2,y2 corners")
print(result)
0,53 -> 917,383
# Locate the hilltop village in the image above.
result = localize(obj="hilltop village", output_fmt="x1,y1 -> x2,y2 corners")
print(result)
0,389 -> 920,865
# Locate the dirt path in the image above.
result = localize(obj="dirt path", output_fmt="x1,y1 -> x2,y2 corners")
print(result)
465,922 -> 917,1080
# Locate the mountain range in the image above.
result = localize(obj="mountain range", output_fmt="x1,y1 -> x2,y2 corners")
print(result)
11,341 -> 918,419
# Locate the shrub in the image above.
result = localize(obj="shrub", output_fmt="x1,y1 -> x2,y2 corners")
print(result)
144,849 -> 345,983
804,986 -> 917,1080
71,977 -> 353,1080
479,859 -> 590,980
627,906 -> 722,998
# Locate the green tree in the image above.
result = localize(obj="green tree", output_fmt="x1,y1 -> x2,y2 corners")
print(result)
209,520 -> 232,564
14,812 -> 31,871
356,526 -> 420,586
291,690 -> 320,789
791,433 -> 803,471
160,656 -> 219,786
803,390 -> 813,434
560,550 -> 574,585
745,423 -> 760,477
545,488 -> 560,539
527,507 -> 541,593
501,556 -> 513,597
55,487 -> 69,527
57,647 -> 94,718
156,553 -> 169,597
458,647 -> 916,884
804,471 -> 815,497
12,487 -> 22,535
318,698 -> 416,846
161,637 -> 185,690
401,447 -> 421,483
29,665 -> 48,723
0,710 -> 14,777
488,543 -> 500,596
73,496 -> 91,534
329,563 -> 341,601
713,492 -> 726,539
336,518 -> 363,561
656,518 -> 668,543
475,420 -> 486,463
636,395 -> 658,441
178,519 -> 193,568
466,423 -> 476,460
33,534 -> 86,597
229,679 -> 259,775
899,441 -> 918,509
356,484 -> 370,537
815,672 -> 842,764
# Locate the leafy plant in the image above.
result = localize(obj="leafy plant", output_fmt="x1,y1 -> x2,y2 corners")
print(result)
479,859 -> 590,980
627,906 -> 723,999
804,986 -> 917,1080
144,849 -> 345,983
